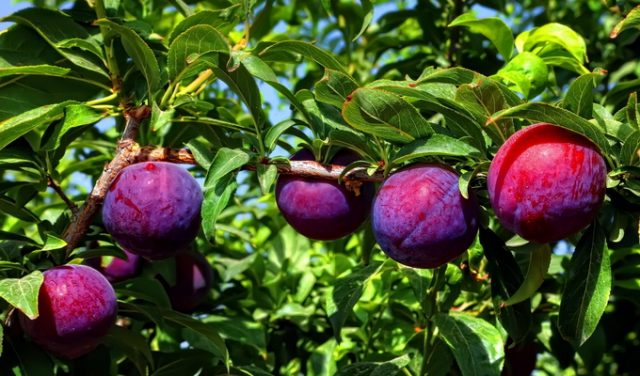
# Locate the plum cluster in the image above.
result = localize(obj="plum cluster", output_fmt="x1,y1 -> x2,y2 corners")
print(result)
20,162 -> 212,359
278,124 -> 606,269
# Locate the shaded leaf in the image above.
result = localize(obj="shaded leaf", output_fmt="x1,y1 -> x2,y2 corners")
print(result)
335,354 -> 411,376
325,262 -> 383,341
434,312 -> 504,376
316,69 -> 359,108
558,222 -> 611,347
97,20 -> 161,93
620,131 -> 640,166
104,325 -> 153,375
480,227 -> 532,343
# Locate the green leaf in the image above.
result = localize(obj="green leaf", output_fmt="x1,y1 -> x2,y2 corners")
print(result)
160,308 -> 229,363
203,315 -> 266,356
480,227 -> 532,343
264,120 -> 299,152
204,148 -> 251,190
392,134 -> 481,165
260,40 -> 347,73
167,25 -> 229,81
353,0 -> 373,42
104,325 -> 154,375
620,131 -> 640,166
43,104 -> 106,151
316,69 -> 359,108
434,312 -> 504,376
0,321 -> 3,357
212,55 -> 266,130
558,222 -> 611,347
325,261 -> 384,341
449,13 -> 513,59
201,148 -> 248,241
167,10 -> 237,44
40,234 -> 67,251
115,277 -> 172,308
610,5 -> 640,39
335,354 -> 411,376
517,23 -> 588,64
0,101 -> 73,151
0,196 -> 41,223
488,103 -> 611,157
0,271 -> 44,319
239,53 -> 310,124
256,164 -> 277,194
342,88 -> 433,143
503,245 -> 552,306
0,56 -> 70,78
563,72 -> 601,118
626,92 -> 640,130
3,8 -> 108,79
418,67 -> 479,85
97,20 -> 161,94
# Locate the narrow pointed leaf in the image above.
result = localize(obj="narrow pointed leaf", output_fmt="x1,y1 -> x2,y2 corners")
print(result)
558,222 -> 611,347
393,134 -> 481,164
260,40 -> 346,73
480,227 -> 532,343
0,101 -> 73,151
563,72 -> 603,119
168,25 -> 229,81
503,244 -> 552,306
610,6 -> 640,38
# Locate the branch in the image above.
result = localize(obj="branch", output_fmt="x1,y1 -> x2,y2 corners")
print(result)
62,107 -> 383,253
63,106 -> 150,253
47,176 -> 79,217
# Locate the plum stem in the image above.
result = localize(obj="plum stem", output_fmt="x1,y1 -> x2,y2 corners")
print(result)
62,106 -> 151,255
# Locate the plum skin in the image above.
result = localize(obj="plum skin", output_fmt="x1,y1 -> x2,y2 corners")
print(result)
487,123 -> 607,243
86,249 -> 142,283
372,164 -> 479,269
275,150 -> 374,240
161,251 -> 213,313
102,161 -> 203,260
18,264 -> 117,359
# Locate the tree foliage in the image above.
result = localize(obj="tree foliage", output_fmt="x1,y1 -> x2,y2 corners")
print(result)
0,0 -> 639,375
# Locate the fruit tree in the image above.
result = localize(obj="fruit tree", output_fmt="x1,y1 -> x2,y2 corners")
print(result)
0,0 -> 639,375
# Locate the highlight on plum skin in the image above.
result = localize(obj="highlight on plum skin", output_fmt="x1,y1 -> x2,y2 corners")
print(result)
18,264 -> 117,359
372,164 -> 480,269
160,250 -> 213,313
275,149 -> 374,241
85,249 -> 142,283
102,161 -> 203,260
487,123 -> 607,244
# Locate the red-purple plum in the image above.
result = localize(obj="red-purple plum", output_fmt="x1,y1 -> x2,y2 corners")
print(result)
372,164 -> 479,268
162,251 -> 213,313
487,123 -> 606,243
18,265 -> 117,359
86,249 -> 142,283
102,162 -> 203,260
275,149 -> 374,240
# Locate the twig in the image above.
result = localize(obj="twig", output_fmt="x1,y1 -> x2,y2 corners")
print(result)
62,106 -> 150,253
47,176 -> 79,217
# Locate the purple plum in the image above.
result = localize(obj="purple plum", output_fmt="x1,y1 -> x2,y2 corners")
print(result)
275,149 -> 374,240
18,264 -> 117,359
372,164 -> 479,268
162,251 -> 213,313
85,249 -> 142,283
487,123 -> 607,243
102,161 -> 203,260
